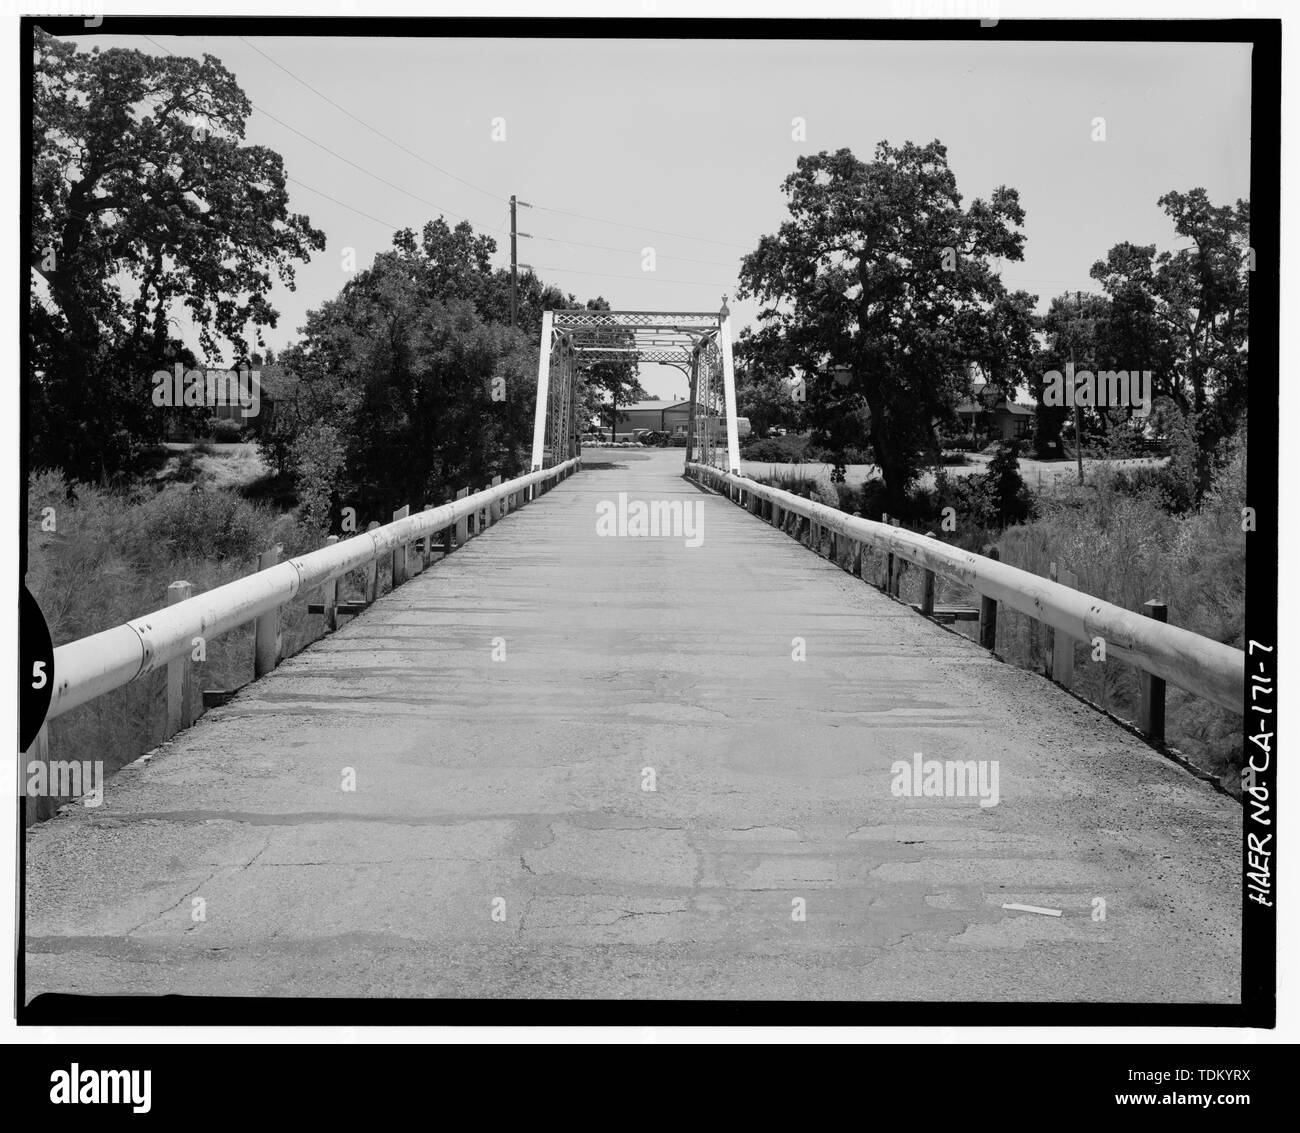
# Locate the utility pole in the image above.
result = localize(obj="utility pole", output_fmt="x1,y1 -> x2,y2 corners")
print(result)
1073,290 -> 1085,485
510,195 -> 532,330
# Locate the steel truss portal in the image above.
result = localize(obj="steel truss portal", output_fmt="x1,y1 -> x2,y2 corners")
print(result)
530,304 -> 740,473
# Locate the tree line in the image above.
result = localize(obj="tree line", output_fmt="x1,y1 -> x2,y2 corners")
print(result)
29,30 -> 643,526
31,31 -> 1248,531
734,142 -> 1249,510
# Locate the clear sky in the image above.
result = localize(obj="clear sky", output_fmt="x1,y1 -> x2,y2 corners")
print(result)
73,31 -> 1251,400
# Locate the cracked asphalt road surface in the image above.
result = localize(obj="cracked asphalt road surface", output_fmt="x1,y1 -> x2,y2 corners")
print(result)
25,451 -> 1240,1002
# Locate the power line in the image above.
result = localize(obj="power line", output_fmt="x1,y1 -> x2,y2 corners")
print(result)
259,103 -> 479,221
527,261 -> 735,289
227,36 -> 753,254
145,36 -> 482,226
532,202 -> 752,251
235,35 -> 510,206
280,182 -> 732,290
144,37 -> 739,294
286,176 -> 400,230
530,232 -> 741,269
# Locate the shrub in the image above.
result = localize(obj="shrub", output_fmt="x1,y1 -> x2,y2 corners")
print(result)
1107,464 -> 1170,502
1102,420 -> 1154,459
290,421 -> 347,533
933,468 -> 994,530
205,416 -> 246,443
741,433 -> 809,463
171,450 -> 202,483
753,468 -> 820,497
833,481 -> 862,514
145,485 -> 268,561
857,479 -> 890,521
985,440 -> 1034,526
813,444 -> 872,464
808,480 -> 839,508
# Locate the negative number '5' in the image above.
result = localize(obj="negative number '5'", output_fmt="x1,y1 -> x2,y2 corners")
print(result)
32,661 -> 47,689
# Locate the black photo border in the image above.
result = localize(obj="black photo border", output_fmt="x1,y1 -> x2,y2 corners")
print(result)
15,12 -> 1281,1029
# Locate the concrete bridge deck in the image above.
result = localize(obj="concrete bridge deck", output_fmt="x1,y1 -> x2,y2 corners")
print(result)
25,450 -> 1240,1002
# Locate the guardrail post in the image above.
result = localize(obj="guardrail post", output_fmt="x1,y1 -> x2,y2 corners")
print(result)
322,536 -> 339,630
254,545 -> 282,678
979,594 -> 998,649
422,505 -> 436,568
921,532 -> 937,616
489,476 -> 502,525
365,522 -> 380,602
1138,600 -> 1168,742
392,505 -> 410,586
889,518 -> 903,595
881,513 -> 894,590
165,580 -> 193,738
455,488 -> 469,546
1045,562 -> 1058,677
978,546 -> 1000,651
1048,561 -> 1076,686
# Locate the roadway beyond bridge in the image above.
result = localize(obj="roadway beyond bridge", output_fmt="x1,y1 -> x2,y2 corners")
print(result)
25,450 -> 1240,1003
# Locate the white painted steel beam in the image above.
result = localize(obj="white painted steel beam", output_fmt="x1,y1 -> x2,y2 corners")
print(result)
530,310 -> 554,470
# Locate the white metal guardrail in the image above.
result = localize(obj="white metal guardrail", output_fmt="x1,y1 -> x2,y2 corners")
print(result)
45,458 -> 581,722
688,462 -> 1244,721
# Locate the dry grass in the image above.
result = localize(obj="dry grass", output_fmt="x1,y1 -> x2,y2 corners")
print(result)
26,467 -> 328,819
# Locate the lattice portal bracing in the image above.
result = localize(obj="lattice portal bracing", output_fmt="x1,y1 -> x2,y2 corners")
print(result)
530,305 -> 740,472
